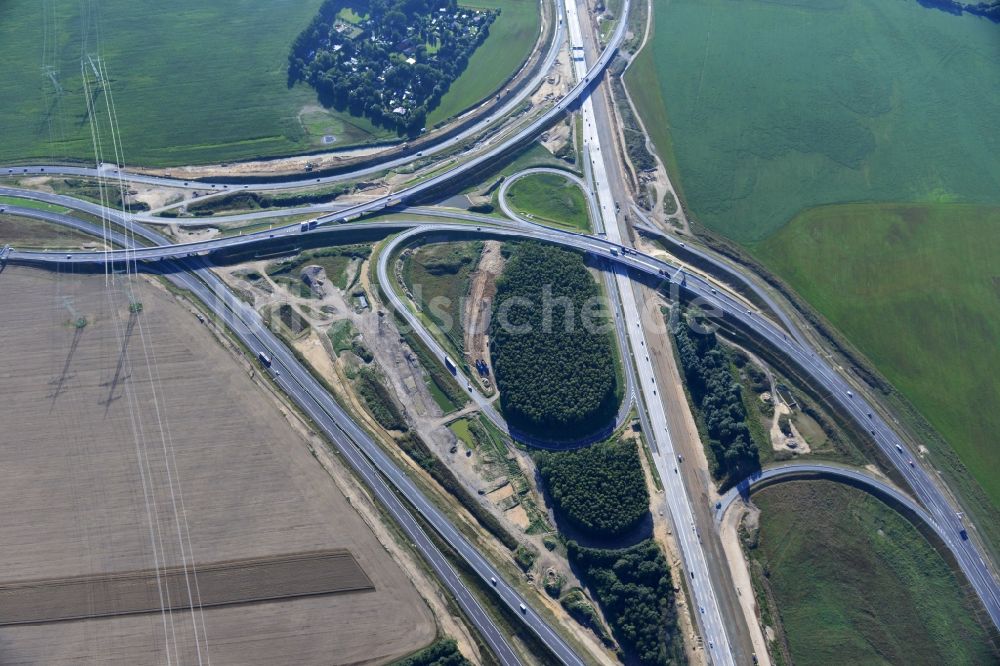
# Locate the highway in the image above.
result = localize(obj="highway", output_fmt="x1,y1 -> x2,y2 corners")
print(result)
630,205 -> 805,347
9,197 -> 1000,637
1,0 -> 631,269
716,462 -> 932,525
0,0 -> 568,194
3,209 -> 590,666
564,1 -> 741,661
5,0 -> 1000,654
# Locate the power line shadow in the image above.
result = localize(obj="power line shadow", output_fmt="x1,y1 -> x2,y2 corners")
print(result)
100,311 -> 137,415
46,326 -> 83,408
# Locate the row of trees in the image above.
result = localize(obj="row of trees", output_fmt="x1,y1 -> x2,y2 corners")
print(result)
489,242 -> 619,439
357,367 -> 408,431
535,439 -> 649,538
395,638 -> 469,666
288,0 -> 496,134
567,540 -> 684,666
671,308 -> 760,482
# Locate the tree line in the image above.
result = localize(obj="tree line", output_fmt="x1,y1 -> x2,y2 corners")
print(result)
535,439 -> 649,538
671,307 -> 760,482
393,638 -> 469,666
489,242 -> 619,439
567,539 -> 684,666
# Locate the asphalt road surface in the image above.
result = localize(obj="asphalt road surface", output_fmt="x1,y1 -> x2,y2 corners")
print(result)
9,199 -> 1000,638
3,210 -> 584,666
4,0 -> 999,654
0,0 -> 568,195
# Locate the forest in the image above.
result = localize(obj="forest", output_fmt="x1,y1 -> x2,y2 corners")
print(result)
670,307 -> 760,482
567,539 -> 683,666
288,0 -> 497,134
534,439 -> 649,538
489,242 -> 619,439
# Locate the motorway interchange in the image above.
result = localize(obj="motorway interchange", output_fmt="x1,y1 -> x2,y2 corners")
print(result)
3,0 -> 1000,662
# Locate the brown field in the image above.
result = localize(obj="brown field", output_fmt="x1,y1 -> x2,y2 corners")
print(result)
0,550 -> 374,625
0,267 -> 434,665
0,214 -> 102,249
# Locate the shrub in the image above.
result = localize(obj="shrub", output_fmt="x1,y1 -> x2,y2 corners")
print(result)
544,572 -> 565,598
560,588 -> 612,644
778,413 -> 792,437
394,638 -> 469,666
357,367 -> 407,431
515,544 -> 538,572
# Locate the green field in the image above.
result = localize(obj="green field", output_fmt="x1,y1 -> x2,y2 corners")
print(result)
754,203 -> 1000,510
505,172 -> 591,231
0,196 -> 69,214
0,0 -> 539,166
447,418 -> 477,448
426,0 -> 542,126
627,0 -> 1000,242
749,481 -> 996,665
327,319 -> 359,355
401,241 -> 483,359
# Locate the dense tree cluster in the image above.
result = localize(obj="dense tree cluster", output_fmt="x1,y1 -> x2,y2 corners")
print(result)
567,540 -> 683,666
489,242 -> 619,439
671,308 -> 760,481
395,638 -> 469,666
535,439 -> 649,538
288,0 -> 497,135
